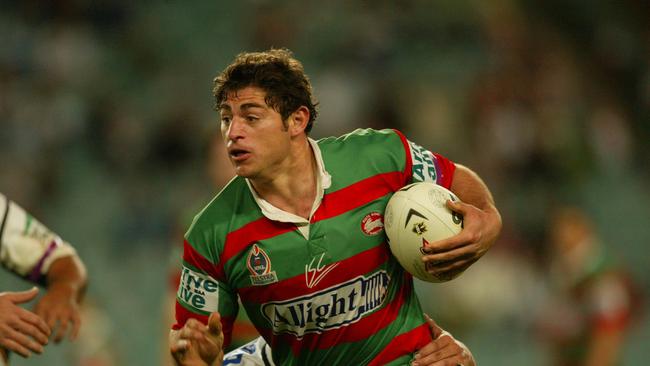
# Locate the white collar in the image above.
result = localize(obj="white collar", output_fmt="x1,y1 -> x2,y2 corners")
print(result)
245,137 -> 331,225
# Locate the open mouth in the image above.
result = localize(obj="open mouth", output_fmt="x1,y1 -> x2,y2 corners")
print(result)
229,148 -> 250,161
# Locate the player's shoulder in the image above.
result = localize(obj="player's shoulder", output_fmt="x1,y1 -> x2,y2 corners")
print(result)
318,128 -> 403,145
185,176 -> 249,239
316,128 -> 409,186
317,128 -> 406,156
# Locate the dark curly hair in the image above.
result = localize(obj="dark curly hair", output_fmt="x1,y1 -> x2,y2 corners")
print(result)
213,48 -> 319,133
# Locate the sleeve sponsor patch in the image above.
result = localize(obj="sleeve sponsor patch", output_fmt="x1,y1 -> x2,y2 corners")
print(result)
177,265 -> 220,313
407,140 -> 438,183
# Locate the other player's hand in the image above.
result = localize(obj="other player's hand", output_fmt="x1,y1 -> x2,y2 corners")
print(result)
170,312 -> 224,366
34,283 -> 82,343
421,199 -> 500,279
0,287 -> 51,358
412,314 -> 475,366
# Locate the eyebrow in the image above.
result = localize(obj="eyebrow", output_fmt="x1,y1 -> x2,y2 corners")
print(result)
219,102 -> 267,112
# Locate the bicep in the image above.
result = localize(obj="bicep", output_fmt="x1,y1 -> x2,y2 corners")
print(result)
394,131 -> 456,188
449,164 -> 496,209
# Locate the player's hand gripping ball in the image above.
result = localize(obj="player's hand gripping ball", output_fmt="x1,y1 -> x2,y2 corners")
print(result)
384,182 -> 464,282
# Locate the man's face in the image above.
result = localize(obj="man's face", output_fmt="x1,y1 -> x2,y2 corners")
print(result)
219,86 -> 292,179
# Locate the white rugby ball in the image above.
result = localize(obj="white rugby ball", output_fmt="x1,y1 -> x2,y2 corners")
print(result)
384,182 -> 464,283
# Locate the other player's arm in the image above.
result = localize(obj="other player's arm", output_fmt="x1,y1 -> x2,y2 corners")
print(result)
0,193 -> 87,345
0,287 -> 50,359
33,254 -> 87,343
422,164 -> 502,278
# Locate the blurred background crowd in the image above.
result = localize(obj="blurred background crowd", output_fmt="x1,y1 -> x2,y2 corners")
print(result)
1,0 -> 648,365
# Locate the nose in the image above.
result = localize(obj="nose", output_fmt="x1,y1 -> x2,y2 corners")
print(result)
224,117 -> 245,142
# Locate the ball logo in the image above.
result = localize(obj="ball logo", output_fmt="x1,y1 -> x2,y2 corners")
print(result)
361,212 -> 384,236
247,243 -> 278,286
412,222 -> 427,235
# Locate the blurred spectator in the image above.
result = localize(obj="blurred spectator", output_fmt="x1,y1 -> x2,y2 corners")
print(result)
534,206 -> 642,366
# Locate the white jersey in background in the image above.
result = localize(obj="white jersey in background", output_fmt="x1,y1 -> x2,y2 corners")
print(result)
0,193 -> 76,282
223,337 -> 274,366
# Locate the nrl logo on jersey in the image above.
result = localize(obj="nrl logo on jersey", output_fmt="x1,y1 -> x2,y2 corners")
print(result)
247,243 -> 278,286
261,271 -> 390,338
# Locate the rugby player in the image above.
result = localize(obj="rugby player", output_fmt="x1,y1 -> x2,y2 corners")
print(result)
170,49 -> 501,365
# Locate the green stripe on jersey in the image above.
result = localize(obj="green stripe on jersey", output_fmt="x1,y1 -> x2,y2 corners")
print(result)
185,176 -> 262,263
318,128 -> 406,191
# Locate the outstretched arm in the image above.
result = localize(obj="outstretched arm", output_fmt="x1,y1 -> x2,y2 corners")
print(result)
34,254 -> 87,343
1,193 -> 87,348
422,164 -> 502,279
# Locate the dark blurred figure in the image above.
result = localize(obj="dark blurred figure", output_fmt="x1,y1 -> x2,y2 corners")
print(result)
535,206 -> 642,366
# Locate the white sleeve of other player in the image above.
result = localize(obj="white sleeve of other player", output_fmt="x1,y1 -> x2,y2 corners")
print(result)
0,193 -> 76,280
223,337 -> 275,366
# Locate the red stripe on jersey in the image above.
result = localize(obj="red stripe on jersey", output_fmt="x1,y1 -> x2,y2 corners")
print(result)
220,172 -> 401,272
367,323 -> 432,366
432,152 -> 456,189
277,271 -> 412,356
392,129 -> 413,186
220,219 -> 296,267
172,301 -> 208,330
220,314 -> 236,348
238,244 -> 390,302
172,302 -> 236,348
311,171 -> 403,223
183,239 -> 224,281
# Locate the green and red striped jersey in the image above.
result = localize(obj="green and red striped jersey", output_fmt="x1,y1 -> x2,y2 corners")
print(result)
174,128 -> 456,365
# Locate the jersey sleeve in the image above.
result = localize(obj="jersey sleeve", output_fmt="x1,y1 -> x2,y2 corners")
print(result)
0,193 -> 77,283
173,238 -> 239,348
222,337 -> 272,366
392,130 -> 456,189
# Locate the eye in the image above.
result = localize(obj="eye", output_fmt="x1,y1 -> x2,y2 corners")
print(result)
246,115 -> 259,122
221,116 -> 232,125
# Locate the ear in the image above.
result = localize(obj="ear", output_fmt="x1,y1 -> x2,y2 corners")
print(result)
288,106 -> 310,137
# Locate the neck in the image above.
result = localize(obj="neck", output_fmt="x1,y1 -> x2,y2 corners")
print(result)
250,137 -> 317,219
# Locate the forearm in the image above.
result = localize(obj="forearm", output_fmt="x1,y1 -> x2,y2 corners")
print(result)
45,255 -> 87,302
